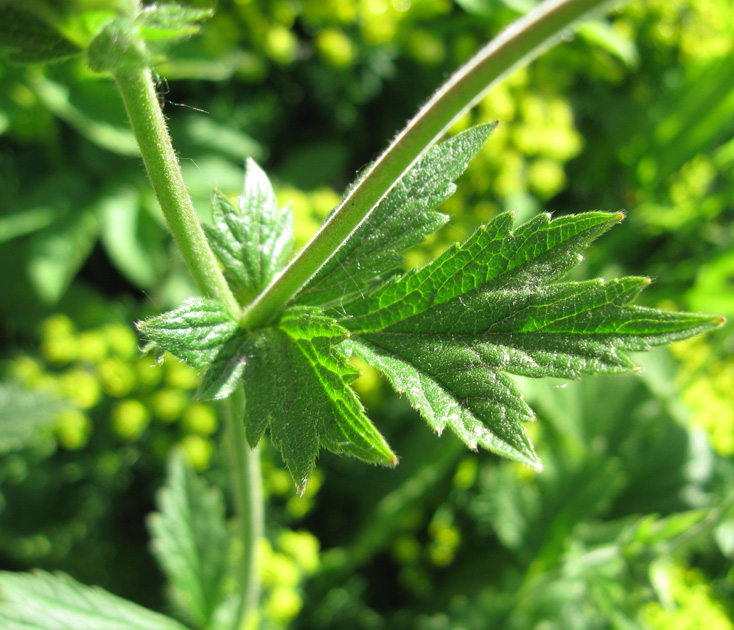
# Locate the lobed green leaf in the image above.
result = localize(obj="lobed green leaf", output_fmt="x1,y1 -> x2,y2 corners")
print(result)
341,211 -> 721,467
140,126 -> 723,483
204,159 -> 293,305
243,306 -> 396,493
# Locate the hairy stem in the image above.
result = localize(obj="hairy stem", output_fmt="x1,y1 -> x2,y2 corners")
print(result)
224,386 -> 263,630
240,0 -> 613,330
115,62 -> 260,626
114,67 -> 240,316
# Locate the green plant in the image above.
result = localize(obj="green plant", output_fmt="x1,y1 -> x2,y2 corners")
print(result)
0,1 -> 725,629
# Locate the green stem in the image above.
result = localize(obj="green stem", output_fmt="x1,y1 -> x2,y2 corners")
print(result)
224,386 -> 263,630
109,15 -> 260,628
114,67 -> 240,316
240,0 -> 613,330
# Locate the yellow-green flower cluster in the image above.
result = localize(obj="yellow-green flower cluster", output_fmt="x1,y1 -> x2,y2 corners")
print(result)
426,510 -> 461,567
260,529 -> 320,626
672,336 -> 734,457
276,185 -> 341,249
198,0 -> 454,76
638,153 -> 723,234
8,314 -> 218,470
457,67 -> 584,199
389,504 -> 463,595
623,0 -> 734,62
640,563 -> 733,630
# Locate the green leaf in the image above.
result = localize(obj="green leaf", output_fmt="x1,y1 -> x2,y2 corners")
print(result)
99,185 -> 164,288
31,75 -> 140,156
0,206 -> 58,243
204,159 -> 293,305
346,337 -> 539,467
0,383 -> 66,454
0,4 -> 80,64
137,3 -> 213,43
137,297 -> 237,368
0,570 -> 189,630
148,451 -> 232,629
342,211 -> 722,468
28,204 -> 101,304
243,306 -> 396,493
295,123 -> 496,307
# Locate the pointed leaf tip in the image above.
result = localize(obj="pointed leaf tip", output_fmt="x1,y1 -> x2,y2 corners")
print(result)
205,160 -> 293,304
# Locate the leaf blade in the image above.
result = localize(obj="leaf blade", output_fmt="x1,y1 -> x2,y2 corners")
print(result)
0,5 -> 80,64
345,337 -> 541,468
148,451 -> 232,629
0,571 -> 189,630
28,205 -> 101,304
344,211 -> 721,467
295,123 -> 497,307
204,159 -> 293,304
342,210 -> 625,330
243,307 -> 396,493
137,297 -> 237,368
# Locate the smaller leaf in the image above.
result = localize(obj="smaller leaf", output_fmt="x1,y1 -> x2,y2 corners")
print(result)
0,5 -> 80,64
0,570 -> 189,630
204,159 -> 293,304
149,451 -> 232,629
0,207 -> 58,243
137,297 -> 237,368
296,123 -> 497,308
99,186 -> 164,288
28,205 -> 101,304
0,383 -> 66,454
137,4 -> 213,42
31,75 -> 140,156
243,306 -> 396,493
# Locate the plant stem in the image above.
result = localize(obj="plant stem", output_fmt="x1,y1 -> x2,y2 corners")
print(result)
224,386 -> 263,630
116,63 -> 261,623
114,67 -> 240,316
239,0 -> 614,330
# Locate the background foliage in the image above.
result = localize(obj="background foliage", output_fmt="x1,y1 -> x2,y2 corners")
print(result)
1,0 -> 733,627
